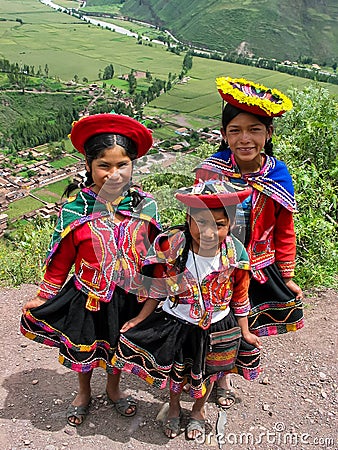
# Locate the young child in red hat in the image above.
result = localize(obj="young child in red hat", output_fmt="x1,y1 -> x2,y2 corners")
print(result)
195,77 -> 304,408
20,113 -> 161,426
112,179 -> 262,441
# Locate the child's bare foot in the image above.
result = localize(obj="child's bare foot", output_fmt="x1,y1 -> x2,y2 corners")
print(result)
182,382 -> 191,393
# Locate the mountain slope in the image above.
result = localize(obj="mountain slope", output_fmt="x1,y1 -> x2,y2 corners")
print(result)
117,0 -> 337,64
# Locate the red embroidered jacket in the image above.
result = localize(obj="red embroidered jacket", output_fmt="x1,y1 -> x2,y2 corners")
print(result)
142,228 -> 251,329
195,167 -> 296,282
38,188 -> 161,310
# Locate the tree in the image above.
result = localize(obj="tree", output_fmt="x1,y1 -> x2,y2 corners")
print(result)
182,52 -> 193,72
103,64 -> 114,80
128,70 -> 137,95
48,143 -> 62,160
7,67 -> 28,93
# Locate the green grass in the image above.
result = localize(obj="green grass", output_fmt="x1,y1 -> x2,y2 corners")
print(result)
146,58 -> 338,128
7,196 -> 44,220
0,0 -> 337,133
49,155 -> 78,169
7,180 -> 71,217
0,0 -> 183,82
0,91 -> 87,135
33,178 -> 71,198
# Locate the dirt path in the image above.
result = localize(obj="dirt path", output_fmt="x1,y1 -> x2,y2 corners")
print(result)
0,285 -> 337,449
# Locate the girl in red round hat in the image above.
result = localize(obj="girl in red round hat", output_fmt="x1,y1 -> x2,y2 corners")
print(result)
195,77 -> 304,408
20,113 -> 161,426
112,180 -> 262,441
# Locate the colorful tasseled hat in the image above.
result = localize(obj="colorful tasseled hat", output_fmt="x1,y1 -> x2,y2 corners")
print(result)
216,76 -> 293,117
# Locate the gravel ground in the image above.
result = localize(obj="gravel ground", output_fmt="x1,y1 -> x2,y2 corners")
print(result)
0,284 -> 337,450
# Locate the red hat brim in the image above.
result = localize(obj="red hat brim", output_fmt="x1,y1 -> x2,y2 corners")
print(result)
70,113 -> 153,157
175,187 -> 252,208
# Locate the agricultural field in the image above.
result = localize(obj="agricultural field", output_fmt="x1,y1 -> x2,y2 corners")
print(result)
32,178 -> 70,202
0,2 -> 337,153
0,0 -> 337,130
0,0 -> 183,82
49,155 -> 79,169
6,196 -> 44,220
145,59 -> 338,129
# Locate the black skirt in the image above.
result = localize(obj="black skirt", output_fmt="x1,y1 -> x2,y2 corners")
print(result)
20,277 -> 142,373
248,263 -> 304,336
112,308 -> 261,399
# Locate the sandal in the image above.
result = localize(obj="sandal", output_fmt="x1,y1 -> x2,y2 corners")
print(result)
163,411 -> 183,439
107,392 -> 137,417
185,417 -> 205,440
216,386 -> 236,409
66,402 -> 90,427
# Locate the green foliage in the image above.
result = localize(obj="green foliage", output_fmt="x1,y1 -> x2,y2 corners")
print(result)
103,64 -> 114,80
275,84 -> 338,288
0,219 -> 55,287
276,84 -> 338,172
0,92 -> 86,150
138,153 -> 203,227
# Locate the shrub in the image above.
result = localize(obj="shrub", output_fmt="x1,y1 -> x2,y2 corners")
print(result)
0,218 -> 55,287
275,83 -> 338,288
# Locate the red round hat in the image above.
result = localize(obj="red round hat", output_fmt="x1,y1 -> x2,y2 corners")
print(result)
175,180 -> 252,208
70,113 -> 153,157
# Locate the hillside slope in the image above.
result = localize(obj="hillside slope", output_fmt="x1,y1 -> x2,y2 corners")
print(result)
118,0 -> 337,64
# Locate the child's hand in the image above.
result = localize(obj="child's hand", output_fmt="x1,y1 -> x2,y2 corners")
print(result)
284,278 -> 304,300
120,317 -> 141,333
22,296 -> 46,314
242,331 -> 262,349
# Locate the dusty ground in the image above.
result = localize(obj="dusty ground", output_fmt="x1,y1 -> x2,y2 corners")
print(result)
0,284 -> 337,450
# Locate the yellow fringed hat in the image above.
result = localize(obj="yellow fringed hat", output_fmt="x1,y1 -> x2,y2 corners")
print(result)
216,76 -> 293,117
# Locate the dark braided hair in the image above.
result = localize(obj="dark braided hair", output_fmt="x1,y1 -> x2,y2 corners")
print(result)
63,132 -> 138,198
221,103 -> 274,156
174,221 -> 192,274
170,221 -> 192,308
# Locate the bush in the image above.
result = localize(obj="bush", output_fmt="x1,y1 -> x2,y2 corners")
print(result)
0,219 -> 55,287
275,83 -> 338,288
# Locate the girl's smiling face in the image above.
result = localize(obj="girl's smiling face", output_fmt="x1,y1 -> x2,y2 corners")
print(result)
188,208 -> 230,257
221,112 -> 272,170
86,145 -> 133,199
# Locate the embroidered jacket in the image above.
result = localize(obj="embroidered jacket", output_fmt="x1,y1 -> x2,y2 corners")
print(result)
195,148 -> 297,282
142,227 -> 251,329
38,187 -> 161,310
